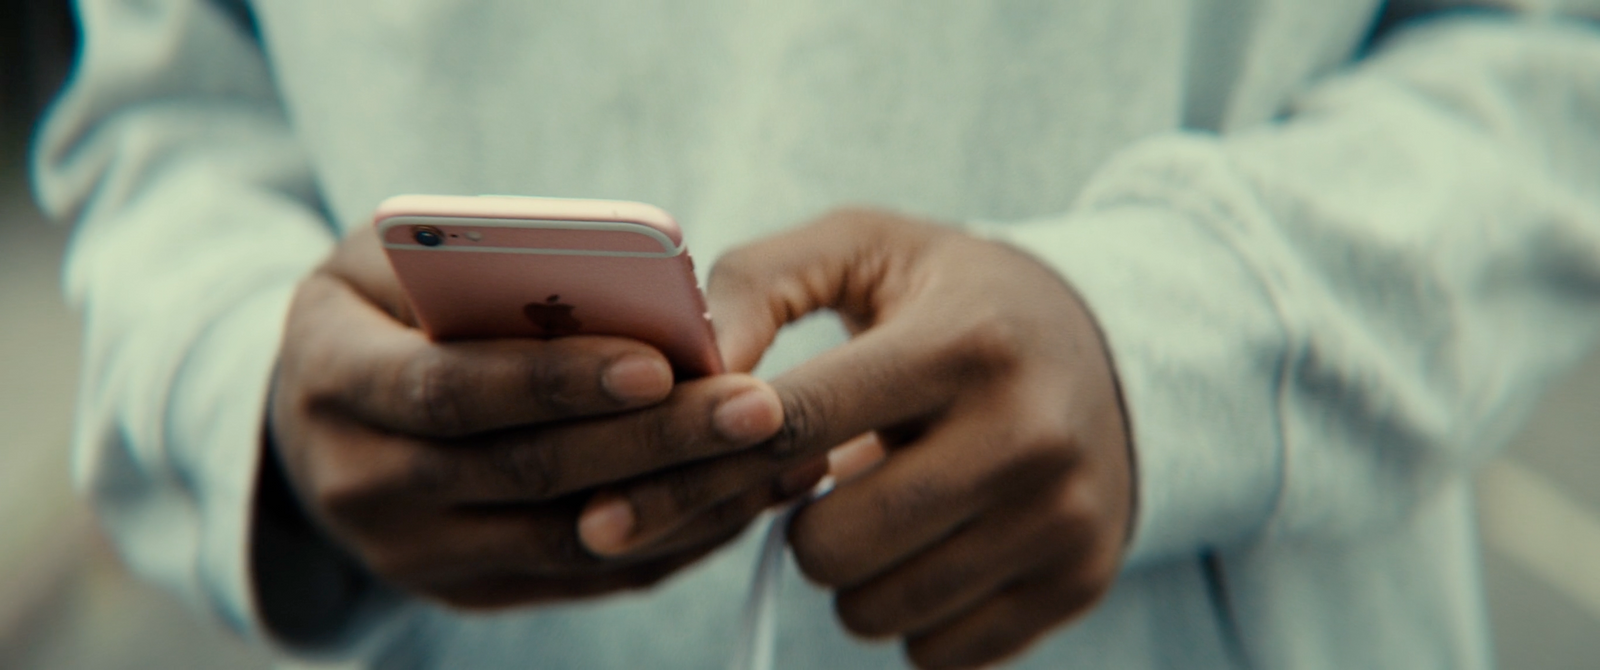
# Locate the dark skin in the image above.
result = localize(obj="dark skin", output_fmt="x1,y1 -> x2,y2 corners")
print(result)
268,208 -> 1132,669
268,224 -> 829,608
584,209 -> 1135,668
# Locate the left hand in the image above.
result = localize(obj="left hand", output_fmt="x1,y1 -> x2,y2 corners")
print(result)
579,208 -> 1134,669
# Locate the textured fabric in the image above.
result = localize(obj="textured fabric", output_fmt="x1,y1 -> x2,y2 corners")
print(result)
32,0 -> 1600,668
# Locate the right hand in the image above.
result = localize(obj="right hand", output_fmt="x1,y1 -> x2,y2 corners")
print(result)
266,226 -> 825,609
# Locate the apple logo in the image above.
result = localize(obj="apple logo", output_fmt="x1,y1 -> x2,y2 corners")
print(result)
523,294 -> 582,337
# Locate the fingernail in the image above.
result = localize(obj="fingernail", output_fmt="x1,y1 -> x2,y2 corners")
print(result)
602,355 -> 673,403
713,388 -> 782,443
579,497 -> 636,555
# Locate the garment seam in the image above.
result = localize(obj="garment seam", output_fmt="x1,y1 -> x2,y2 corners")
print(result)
1201,550 -> 1255,670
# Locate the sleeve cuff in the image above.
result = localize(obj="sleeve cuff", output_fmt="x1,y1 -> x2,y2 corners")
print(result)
166,279 -> 409,657
984,205 -> 1288,567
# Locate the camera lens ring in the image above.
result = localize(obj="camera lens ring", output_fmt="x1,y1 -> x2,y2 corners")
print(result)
413,226 -> 445,247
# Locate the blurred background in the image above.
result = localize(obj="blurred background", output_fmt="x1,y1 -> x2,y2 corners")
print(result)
0,2 -> 1596,669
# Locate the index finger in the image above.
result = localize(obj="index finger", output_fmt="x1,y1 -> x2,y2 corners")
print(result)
564,322 -> 968,557
284,271 -> 676,438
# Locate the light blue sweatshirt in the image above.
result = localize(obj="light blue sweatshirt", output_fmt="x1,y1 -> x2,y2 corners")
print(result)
32,0 -> 1600,667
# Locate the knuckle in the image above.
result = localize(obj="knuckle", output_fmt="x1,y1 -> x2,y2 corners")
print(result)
937,315 -> 1024,379
1043,490 -> 1100,543
492,441 -> 562,500
396,444 -> 458,496
988,418 -> 1079,493
1017,431 -> 1081,476
521,351 -> 591,417
284,351 -> 348,417
633,403 -> 690,462
311,464 -> 388,527
1021,420 -> 1076,457
293,437 -> 417,531
400,350 -> 471,435
1046,476 -> 1112,543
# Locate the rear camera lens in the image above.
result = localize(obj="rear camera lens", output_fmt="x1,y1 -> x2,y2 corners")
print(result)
413,226 -> 444,247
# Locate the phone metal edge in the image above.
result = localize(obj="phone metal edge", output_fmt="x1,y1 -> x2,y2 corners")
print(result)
376,215 -> 685,256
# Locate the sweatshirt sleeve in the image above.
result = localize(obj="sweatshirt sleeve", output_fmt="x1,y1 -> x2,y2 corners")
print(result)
32,0 -> 395,653
992,13 -> 1600,568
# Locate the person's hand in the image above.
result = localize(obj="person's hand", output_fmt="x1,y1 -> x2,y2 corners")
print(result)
266,226 -> 827,609
581,209 -> 1133,669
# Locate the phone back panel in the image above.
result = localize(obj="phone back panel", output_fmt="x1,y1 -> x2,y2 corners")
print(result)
376,195 -> 722,378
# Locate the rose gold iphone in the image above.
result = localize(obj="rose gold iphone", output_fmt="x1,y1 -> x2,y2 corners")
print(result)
374,194 -> 722,378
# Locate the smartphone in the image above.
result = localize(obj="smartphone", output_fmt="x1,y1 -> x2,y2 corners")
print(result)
374,194 -> 723,378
